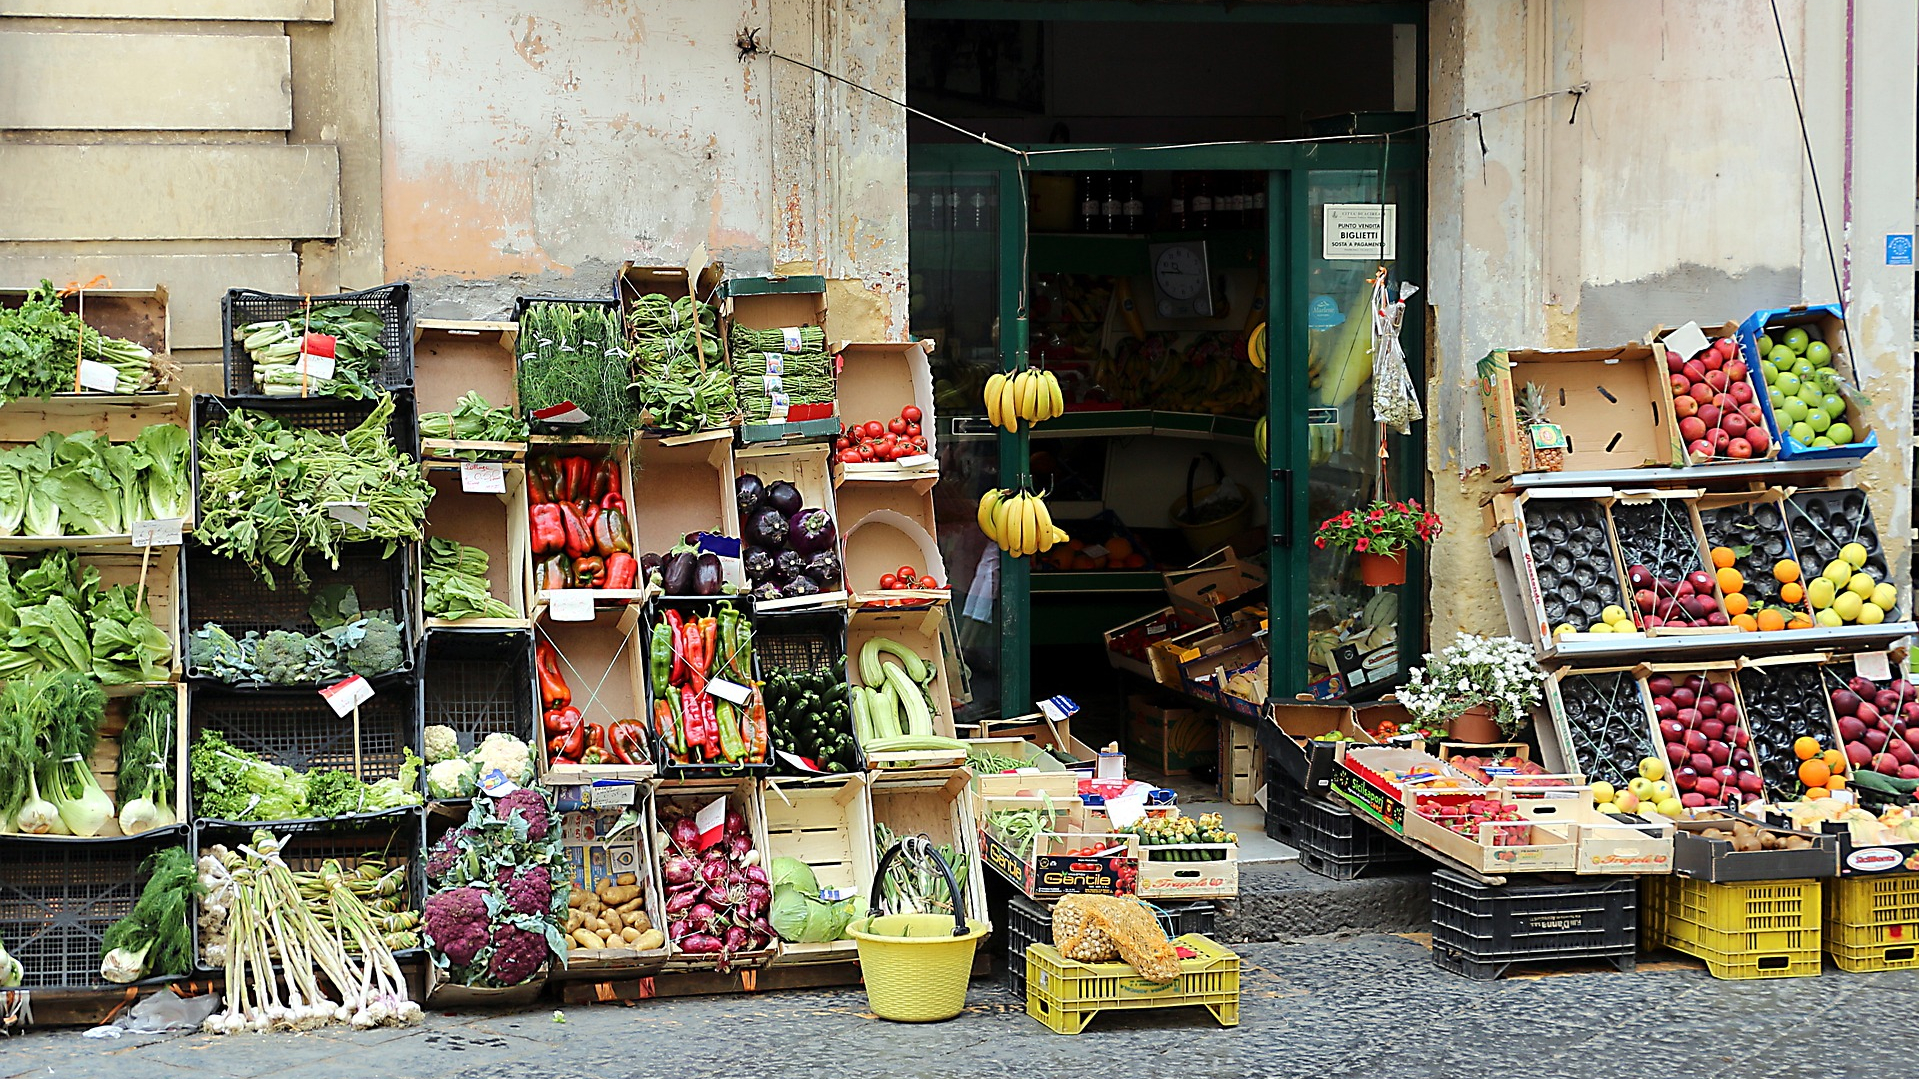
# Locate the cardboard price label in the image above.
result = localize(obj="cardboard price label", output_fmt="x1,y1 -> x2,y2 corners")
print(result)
707,678 -> 752,706
319,675 -> 374,717
548,589 -> 594,621
130,518 -> 184,548
460,461 -> 506,493
586,782 -> 637,808
77,359 -> 120,392
324,501 -> 370,528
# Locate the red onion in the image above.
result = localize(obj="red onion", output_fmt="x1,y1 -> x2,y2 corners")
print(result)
702,860 -> 729,883
668,918 -> 690,941
722,925 -> 749,952
679,934 -> 723,954
703,884 -> 729,907
744,882 -> 771,906
727,833 -> 752,857
662,856 -> 699,886
724,809 -> 746,837
665,890 -> 699,914
687,903 -> 716,933
743,865 -> 769,885
670,817 -> 699,848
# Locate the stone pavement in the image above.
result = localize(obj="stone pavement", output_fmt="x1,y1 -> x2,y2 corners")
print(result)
6,934 -> 1912,1079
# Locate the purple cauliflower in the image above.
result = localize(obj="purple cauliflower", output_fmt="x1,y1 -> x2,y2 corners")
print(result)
422,887 -> 490,968
493,788 -> 551,840
504,866 -> 554,915
425,826 -> 474,883
486,923 -> 548,986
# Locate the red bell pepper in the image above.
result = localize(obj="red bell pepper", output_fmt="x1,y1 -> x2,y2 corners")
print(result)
680,685 -> 703,761
538,554 -> 571,591
591,459 -> 618,503
609,720 -> 649,767
531,455 -> 561,504
605,552 -> 638,590
558,715 -> 588,762
563,457 -> 590,504
536,641 -> 570,709
530,504 -> 565,556
594,507 -> 632,557
543,705 -> 580,736
573,555 -> 606,588
559,503 -> 592,559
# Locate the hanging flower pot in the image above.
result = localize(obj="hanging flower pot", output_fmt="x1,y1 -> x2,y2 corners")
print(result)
1445,704 -> 1502,745
1358,550 -> 1407,587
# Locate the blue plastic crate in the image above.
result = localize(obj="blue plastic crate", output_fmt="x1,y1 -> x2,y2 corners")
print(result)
1736,303 -> 1877,465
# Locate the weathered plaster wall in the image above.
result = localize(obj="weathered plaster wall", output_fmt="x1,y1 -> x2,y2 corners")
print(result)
1426,0 -> 1916,645
378,0 -> 908,339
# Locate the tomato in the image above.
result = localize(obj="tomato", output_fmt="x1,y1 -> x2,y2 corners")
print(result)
918,574 -> 938,589
857,444 -> 875,460
880,574 -> 898,589
888,417 -> 908,435
862,420 -> 885,439
901,405 -> 922,423
835,436 -> 852,450
906,423 -> 921,438
839,449 -> 862,464
898,565 -> 917,581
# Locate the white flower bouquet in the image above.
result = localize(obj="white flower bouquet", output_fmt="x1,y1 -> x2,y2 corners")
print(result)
1400,633 -> 1543,737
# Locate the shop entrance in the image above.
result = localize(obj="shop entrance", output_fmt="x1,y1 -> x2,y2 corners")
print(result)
906,4 -> 1426,750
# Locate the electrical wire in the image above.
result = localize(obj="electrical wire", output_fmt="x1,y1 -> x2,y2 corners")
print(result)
1768,0 -> 1856,364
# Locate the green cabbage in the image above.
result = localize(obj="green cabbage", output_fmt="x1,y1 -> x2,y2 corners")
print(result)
769,885 -> 814,943
769,856 -> 819,894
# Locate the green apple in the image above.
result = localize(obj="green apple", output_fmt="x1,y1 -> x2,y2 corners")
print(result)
1769,345 -> 1798,368
1760,359 -> 1779,382
1652,780 -> 1674,800
1790,358 -> 1816,379
1757,334 -> 1774,354
1821,393 -> 1847,419
1807,341 -> 1833,366
1812,435 -> 1836,447
1774,371 -> 1802,396
1816,607 -> 1844,627
1806,409 -> 1831,434
1797,382 -> 1827,408
1768,387 -> 1788,410
1791,420 -> 1817,444
1784,327 -> 1811,354
1826,422 -> 1854,445
1783,397 -> 1810,423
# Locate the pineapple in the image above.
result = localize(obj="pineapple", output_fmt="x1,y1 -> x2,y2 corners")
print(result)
1518,382 -> 1565,472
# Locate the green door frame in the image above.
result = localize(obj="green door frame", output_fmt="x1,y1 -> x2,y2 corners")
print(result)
911,140 -> 1424,709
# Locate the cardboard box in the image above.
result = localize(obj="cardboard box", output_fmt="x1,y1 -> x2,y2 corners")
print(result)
630,431 -> 740,559
1478,343 -> 1686,480
1134,843 -> 1238,900
1126,695 -> 1214,775
654,778 -> 778,971
1259,699 -> 1399,792
1644,321 -> 1779,465
421,462 -> 531,629
414,319 -> 524,460
525,439 -> 644,607
535,606 -> 654,785
1402,793 -> 1579,873
1484,488 -> 1635,659
723,275 -> 835,442
558,789 -> 670,972
1148,624 -> 1214,687
964,736 -> 1079,800
1508,795 -> 1675,874
842,507 -> 947,607
1330,746 -> 1466,834
977,794 -> 1140,900
1105,607 -> 1192,678
1217,718 -> 1264,805
833,340 -> 938,484
0,284 -> 170,360
1163,547 -> 1266,624
1736,303 -> 1878,464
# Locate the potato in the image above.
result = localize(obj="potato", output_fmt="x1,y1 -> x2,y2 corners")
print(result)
620,927 -> 642,944
602,909 -> 625,933
615,873 -> 637,887
615,896 -> 645,915
633,928 -> 665,952
624,910 -> 652,932
585,917 -> 610,934
600,885 -> 642,906
572,929 -> 606,950
568,888 -> 591,909
565,909 -> 586,934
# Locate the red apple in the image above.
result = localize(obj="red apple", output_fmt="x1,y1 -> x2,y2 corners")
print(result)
1723,413 -> 1750,439
1727,438 -> 1753,459
1900,765 -> 1919,780
1670,374 -> 1693,397
1673,687 -> 1697,709
1674,767 -> 1698,791
1866,728 -> 1889,752
1725,356 -> 1748,379
1839,716 -> 1867,740
1710,429 -> 1731,452
1708,742 -> 1732,766
1738,771 -> 1765,794
1694,776 -> 1722,800
1696,405 -> 1723,430
1832,688 -> 1862,715
1684,730 -> 1709,753
1667,352 -> 1687,373
1636,588 -> 1658,613
1847,741 -> 1874,767
1706,610 -> 1731,626
1688,382 -> 1714,403
1857,702 -> 1883,728
1733,726 -> 1750,748
1876,753 -> 1903,776
1682,360 -> 1707,384
1700,716 -> 1724,738
1705,369 -> 1729,391
1667,741 -> 1690,765
1679,416 -> 1708,442
1701,350 -> 1725,372
1681,792 -> 1708,808
1687,571 -> 1716,594
1730,381 -> 1755,404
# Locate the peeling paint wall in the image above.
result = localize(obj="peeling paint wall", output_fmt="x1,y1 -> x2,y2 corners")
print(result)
1426,0 -> 1917,645
378,0 -> 908,339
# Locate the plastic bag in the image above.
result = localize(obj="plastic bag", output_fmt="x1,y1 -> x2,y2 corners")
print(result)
1370,278 -> 1422,435
1051,894 -> 1181,983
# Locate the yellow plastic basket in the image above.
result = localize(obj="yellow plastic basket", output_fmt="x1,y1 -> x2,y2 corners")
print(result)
1824,876 -> 1919,972
1025,934 -> 1241,1035
1644,876 -> 1823,980
847,838 -> 989,1023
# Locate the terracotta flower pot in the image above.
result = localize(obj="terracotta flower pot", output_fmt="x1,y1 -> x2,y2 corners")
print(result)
1446,704 -> 1502,745
1358,550 -> 1407,586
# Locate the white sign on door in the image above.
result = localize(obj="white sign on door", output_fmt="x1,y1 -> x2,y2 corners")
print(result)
1323,204 -> 1398,260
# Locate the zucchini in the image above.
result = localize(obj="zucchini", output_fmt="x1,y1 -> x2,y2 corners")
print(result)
859,637 -> 927,686
861,734 -> 968,753
884,662 -> 934,737
869,683 -> 902,740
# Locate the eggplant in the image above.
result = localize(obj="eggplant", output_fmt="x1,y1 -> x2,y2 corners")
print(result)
783,575 -> 821,598
751,581 -> 785,603
744,505 -> 789,550
774,549 -> 806,583
743,546 -> 777,584
736,474 -> 767,516
662,549 -> 698,595
693,552 -> 725,596
804,549 -> 842,589
765,480 -> 803,517
788,508 -> 837,555
641,551 -> 663,583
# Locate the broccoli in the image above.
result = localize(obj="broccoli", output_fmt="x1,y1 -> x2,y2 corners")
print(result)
188,624 -> 251,680
255,630 -> 318,684
345,614 -> 405,677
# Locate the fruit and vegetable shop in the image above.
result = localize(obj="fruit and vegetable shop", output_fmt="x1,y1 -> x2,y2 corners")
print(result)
4,0 -> 1919,1045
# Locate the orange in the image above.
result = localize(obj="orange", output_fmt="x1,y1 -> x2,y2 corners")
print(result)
1828,774 -> 1847,791
1781,581 -> 1805,605
1807,787 -> 1831,800
1775,559 -> 1801,583
1799,758 -> 1831,787
1823,749 -> 1845,772
1712,546 -> 1737,569
1725,593 -> 1750,617
1788,616 -> 1815,630
1105,537 -> 1134,559
1793,736 -> 1821,761
1731,613 -> 1759,632
1716,567 -> 1745,594
1756,608 -> 1787,633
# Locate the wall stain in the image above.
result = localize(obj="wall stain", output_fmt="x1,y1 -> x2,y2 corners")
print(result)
511,15 -> 548,71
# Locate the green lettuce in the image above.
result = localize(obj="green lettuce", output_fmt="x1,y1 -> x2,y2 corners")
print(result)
132,423 -> 190,521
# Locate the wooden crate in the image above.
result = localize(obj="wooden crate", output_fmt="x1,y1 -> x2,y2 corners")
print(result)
1135,842 -> 1239,901
62,682 -> 188,840
848,605 -> 961,769
653,778 -> 777,971
421,461 -> 530,629
534,604 -> 653,785
832,341 -> 938,486
836,482 -> 946,607
0,285 -> 171,359
868,767 -> 989,929
524,438 -> 646,608
763,775 -> 874,965
414,319 -> 524,461
629,430 -> 739,561
1219,717 -> 1265,805
0,390 -> 194,548
733,441 -> 847,612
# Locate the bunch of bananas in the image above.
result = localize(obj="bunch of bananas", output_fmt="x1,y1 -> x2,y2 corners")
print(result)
982,368 -> 1064,431
977,488 -> 1068,557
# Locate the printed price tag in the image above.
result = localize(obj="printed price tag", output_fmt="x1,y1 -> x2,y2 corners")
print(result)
1856,651 -> 1894,682
324,501 -> 370,528
767,389 -> 790,422
478,768 -> 519,797
548,589 -> 594,621
130,518 -> 184,547
532,401 -> 591,426
319,675 -> 374,717
295,352 -> 336,381
586,782 -> 637,808
707,678 -> 752,706
819,886 -> 858,902
460,461 -> 506,493
781,326 -> 804,352
1104,789 -> 1147,829
776,750 -> 823,774
1040,695 -> 1081,721
1144,623 -> 1167,637
77,359 -> 120,392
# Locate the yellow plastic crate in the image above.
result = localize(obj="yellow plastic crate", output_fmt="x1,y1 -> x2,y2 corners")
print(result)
1644,876 -> 1822,980
1025,933 -> 1240,1035
1659,876 -> 1821,932
1824,877 -> 1919,972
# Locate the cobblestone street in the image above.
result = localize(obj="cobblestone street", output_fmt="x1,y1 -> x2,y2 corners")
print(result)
7,934 -> 1912,1079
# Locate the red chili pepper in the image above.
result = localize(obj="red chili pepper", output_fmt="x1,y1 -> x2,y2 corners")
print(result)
654,699 -> 682,755
667,616 -> 687,685
748,694 -> 769,762
683,622 -> 706,693
605,552 -> 637,590
699,617 -> 718,680
558,503 -> 592,559
535,641 -> 570,709
704,694 -> 721,756
680,685 -> 703,761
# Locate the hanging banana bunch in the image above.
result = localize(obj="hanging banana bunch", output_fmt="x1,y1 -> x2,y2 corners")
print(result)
976,485 -> 1066,558
981,367 -> 1064,432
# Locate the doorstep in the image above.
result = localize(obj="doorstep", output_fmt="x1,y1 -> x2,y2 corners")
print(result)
1139,767 -> 1295,865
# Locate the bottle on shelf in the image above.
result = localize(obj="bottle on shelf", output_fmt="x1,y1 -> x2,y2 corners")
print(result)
1101,173 -> 1122,232
908,188 -> 922,231
971,187 -> 995,231
1249,174 -> 1267,228
1122,173 -> 1144,233
1222,174 -> 1244,228
1191,172 -> 1214,230
1170,174 -> 1188,230
1078,173 -> 1099,233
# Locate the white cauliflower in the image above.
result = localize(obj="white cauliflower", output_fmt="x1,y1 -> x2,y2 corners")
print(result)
427,758 -> 478,799
472,733 -> 534,785
424,724 -> 462,764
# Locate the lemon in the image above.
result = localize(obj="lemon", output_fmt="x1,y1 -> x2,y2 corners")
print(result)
1587,622 -> 1615,634
1601,605 -> 1627,625
1834,591 -> 1865,622
1859,602 -> 1887,626
1841,542 -> 1870,570
1871,583 -> 1898,611
1849,572 -> 1878,600
1816,608 -> 1844,628
1808,577 -> 1838,609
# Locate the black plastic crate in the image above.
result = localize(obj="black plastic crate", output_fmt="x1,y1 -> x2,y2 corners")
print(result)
1786,487 -> 1891,584
1295,795 -> 1423,881
645,596 -> 767,779
184,541 -> 416,681
0,832 -> 187,991
422,628 -> 535,762
1429,869 -> 1637,980
223,284 -> 413,397
1264,763 -> 1300,842
193,814 -> 423,973
189,683 -> 422,821
756,608 -> 856,776
194,390 -> 419,462
1001,891 -> 1218,999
